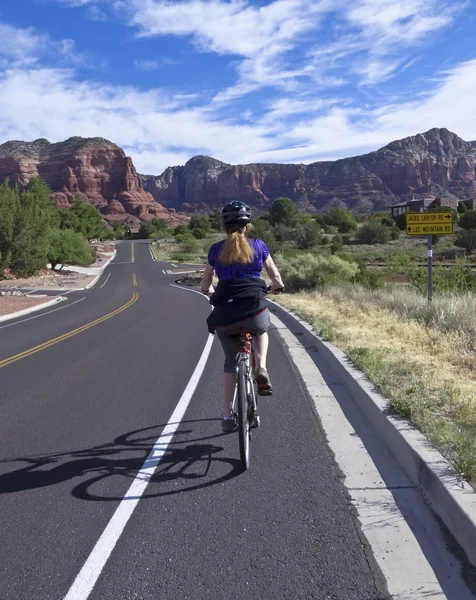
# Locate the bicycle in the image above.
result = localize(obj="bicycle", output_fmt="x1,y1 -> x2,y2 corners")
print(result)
226,285 -> 284,470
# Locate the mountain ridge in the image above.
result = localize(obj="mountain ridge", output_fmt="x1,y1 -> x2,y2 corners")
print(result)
0,128 -> 475,221
141,128 -> 476,213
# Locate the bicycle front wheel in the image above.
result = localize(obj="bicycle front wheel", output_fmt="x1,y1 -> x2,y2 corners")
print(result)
237,358 -> 250,470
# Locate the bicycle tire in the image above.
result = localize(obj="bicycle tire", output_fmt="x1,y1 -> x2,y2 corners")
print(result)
237,358 -> 250,470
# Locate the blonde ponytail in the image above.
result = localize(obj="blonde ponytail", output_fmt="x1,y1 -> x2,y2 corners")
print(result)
218,224 -> 254,265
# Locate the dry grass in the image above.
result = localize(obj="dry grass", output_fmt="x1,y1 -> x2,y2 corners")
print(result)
277,288 -> 476,484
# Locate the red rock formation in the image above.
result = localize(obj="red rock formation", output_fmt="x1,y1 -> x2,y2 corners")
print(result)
0,137 -> 187,226
142,129 -> 476,213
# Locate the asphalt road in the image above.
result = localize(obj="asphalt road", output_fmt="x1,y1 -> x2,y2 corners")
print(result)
0,241 -> 473,600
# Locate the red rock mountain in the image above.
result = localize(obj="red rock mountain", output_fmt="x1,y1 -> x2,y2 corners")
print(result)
0,137 -> 185,226
1,129 -> 474,221
142,128 -> 476,213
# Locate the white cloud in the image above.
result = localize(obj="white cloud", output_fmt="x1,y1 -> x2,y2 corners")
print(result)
0,57 -> 475,173
0,22 -> 83,69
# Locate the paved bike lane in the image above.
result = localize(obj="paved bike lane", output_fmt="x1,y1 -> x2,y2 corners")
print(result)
87,320 -> 392,600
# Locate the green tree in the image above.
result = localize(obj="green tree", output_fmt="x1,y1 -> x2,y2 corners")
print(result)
0,181 -> 20,271
174,224 -> 188,236
10,191 -> 50,276
138,221 -> 156,239
26,178 -> 60,228
248,218 -> 277,252
209,208 -> 222,231
188,215 -> 211,239
455,229 -> 476,253
325,208 -> 357,233
459,210 -> 476,230
295,222 -> 321,249
47,228 -> 94,270
356,221 -> 390,245
458,201 -> 468,214
268,197 -> 299,226
150,218 -> 168,231
61,198 -> 108,239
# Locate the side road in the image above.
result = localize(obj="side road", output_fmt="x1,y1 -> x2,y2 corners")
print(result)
0,249 -> 117,324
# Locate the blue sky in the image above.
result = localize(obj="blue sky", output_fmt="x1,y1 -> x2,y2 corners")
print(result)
0,0 -> 475,175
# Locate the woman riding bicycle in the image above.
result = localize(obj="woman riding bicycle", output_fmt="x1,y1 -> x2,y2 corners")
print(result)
201,201 -> 285,433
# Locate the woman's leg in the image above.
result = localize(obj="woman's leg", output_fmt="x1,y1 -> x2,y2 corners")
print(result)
253,332 -> 269,370
217,329 -> 240,415
223,372 -> 236,414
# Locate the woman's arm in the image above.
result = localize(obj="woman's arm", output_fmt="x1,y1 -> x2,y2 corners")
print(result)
201,263 -> 215,294
263,255 -> 284,291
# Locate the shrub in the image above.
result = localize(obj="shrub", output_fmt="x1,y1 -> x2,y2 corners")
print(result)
274,252 -> 359,291
47,228 -> 94,270
356,221 -> 390,244
324,208 -> 357,233
174,224 -> 188,236
171,252 -> 192,263
295,222 -> 321,249
330,235 -> 344,254
379,213 -> 394,227
273,224 -> 295,242
353,264 -> 384,290
390,227 -> 401,241
455,229 -> 476,253
458,201 -> 468,214
459,210 -> 476,230
175,233 -> 198,254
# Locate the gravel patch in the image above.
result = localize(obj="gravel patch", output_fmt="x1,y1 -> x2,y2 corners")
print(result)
0,296 -> 53,317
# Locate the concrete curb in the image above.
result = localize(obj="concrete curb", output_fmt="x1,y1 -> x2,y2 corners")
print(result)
0,296 -> 66,324
81,250 -> 117,291
149,245 -> 159,262
269,299 -> 476,568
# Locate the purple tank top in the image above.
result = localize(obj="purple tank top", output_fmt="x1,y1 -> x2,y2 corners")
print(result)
207,238 -> 269,280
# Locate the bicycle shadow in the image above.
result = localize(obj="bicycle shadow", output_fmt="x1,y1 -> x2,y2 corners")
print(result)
0,419 -> 243,500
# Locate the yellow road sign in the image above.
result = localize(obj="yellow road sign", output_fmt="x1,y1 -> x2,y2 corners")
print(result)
405,212 -> 453,224
406,223 -> 453,236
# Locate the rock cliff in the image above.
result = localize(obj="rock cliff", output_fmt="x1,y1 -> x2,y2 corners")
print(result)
0,137 -> 185,225
142,129 -> 476,213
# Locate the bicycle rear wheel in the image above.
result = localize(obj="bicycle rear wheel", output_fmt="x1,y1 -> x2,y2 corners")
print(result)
237,358 -> 250,470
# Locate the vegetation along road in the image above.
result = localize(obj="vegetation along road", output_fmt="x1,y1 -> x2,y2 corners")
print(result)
0,240 -> 474,600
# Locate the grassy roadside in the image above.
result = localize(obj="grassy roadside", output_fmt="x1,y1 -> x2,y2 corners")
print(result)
276,287 -> 476,485
150,235 -> 223,265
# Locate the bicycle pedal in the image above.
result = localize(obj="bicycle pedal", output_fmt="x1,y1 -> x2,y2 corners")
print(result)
257,388 -> 273,396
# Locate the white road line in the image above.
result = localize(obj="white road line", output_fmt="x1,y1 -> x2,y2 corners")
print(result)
169,283 -> 209,299
171,263 -> 177,267
63,331 -> 214,600
271,312 -> 474,600
26,289 -> 38,295
0,297 -> 86,330
99,273 -> 111,289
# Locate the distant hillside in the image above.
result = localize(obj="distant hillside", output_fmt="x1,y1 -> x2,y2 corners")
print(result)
141,128 -> 476,213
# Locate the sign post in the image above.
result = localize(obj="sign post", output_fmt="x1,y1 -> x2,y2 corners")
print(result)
405,211 -> 454,302
427,235 -> 432,301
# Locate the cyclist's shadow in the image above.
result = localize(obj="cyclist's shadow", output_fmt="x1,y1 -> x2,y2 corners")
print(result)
0,419 -> 243,501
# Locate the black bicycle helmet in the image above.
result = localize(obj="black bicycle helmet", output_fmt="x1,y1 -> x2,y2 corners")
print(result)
221,201 -> 252,226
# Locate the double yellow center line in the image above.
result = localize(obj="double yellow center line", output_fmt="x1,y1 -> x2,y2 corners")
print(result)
132,273 -> 138,287
0,293 -> 139,370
